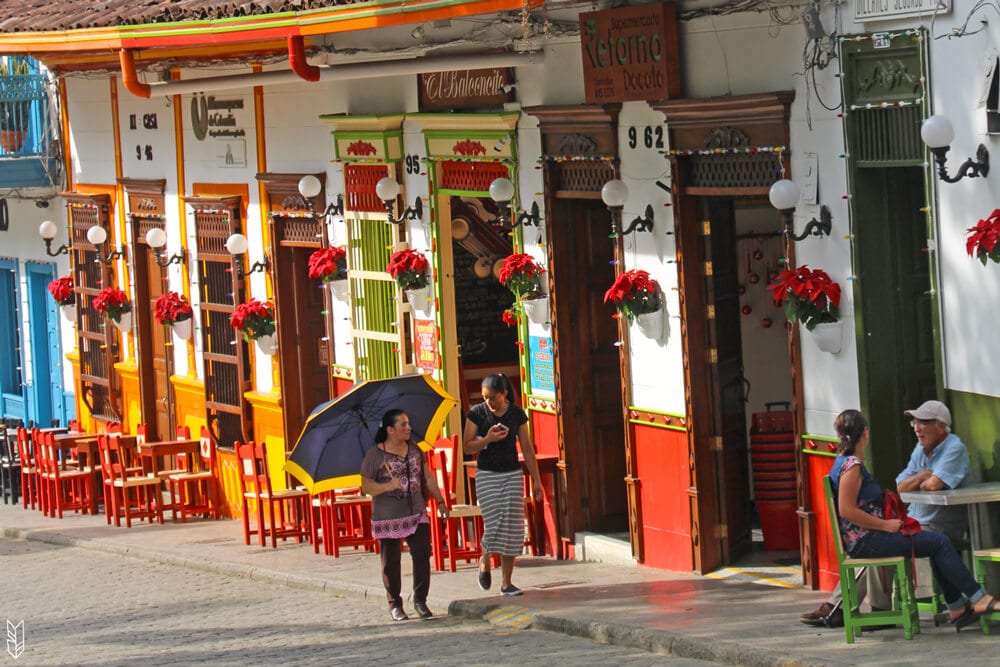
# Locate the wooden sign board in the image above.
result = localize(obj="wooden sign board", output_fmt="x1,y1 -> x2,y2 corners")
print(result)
418,67 -> 514,111
580,2 -> 681,104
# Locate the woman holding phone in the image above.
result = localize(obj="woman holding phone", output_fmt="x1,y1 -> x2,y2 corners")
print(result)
464,373 -> 543,596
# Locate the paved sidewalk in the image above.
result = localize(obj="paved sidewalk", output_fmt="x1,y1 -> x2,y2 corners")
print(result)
2,503 -> 997,666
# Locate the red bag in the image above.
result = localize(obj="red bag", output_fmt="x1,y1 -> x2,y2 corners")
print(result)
883,490 -> 922,536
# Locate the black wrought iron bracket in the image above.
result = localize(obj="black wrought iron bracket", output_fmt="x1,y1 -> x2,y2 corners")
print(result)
153,248 -> 186,268
496,201 -> 541,231
96,247 -> 125,265
43,238 -> 71,256
610,205 -> 655,237
233,254 -> 270,279
784,205 -> 833,242
384,197 -> 422,225
931,144 -> 990,183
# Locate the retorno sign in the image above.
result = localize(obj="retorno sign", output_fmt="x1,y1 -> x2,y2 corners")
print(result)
579,2 -> 681,104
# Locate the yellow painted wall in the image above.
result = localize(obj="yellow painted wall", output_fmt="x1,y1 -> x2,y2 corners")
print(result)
115,360 -> 140,433
246,391 -> 287,491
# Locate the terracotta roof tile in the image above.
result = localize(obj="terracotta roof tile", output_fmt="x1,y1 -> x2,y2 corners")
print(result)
0,0 -> 354,33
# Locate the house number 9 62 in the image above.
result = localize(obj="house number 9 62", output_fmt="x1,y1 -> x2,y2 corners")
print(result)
627,126 -> 664,150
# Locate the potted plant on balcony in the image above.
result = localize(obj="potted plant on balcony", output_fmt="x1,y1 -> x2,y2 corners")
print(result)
47,275 -> 76,321
308,245 -> 349,301
231,298 -> 276,355
386,248 -> 431,312
92,286 -> 133,333
604,269 -> 663,339
154,291 -> 194,340
0,58 -> 32,153
767,264 -> 842,353
966,208 -> 1000,265
499,253 -> 547,327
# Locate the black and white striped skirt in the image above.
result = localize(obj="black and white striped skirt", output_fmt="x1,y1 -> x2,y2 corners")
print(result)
476,469 -> 524,557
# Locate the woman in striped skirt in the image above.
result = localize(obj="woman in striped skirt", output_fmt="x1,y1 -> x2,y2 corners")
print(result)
463,373 -> 543,596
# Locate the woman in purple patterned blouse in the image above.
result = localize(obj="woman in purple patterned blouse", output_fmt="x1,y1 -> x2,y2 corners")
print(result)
361,409 -> 447,622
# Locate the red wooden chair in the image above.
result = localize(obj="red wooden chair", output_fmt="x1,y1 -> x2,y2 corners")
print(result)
236,441 -> 312,548
428,441 -> 485,572
313,487 -> 377,557
167,426 -> 218,522
15,427 -> 39,511
136,423 -> 188,479
98,434 -> 163,527
36,432 -> 92,518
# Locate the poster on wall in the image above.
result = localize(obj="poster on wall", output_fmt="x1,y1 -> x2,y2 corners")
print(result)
529,336 -> 554,393
189,93 -> 249,167
414,319 -> 440,372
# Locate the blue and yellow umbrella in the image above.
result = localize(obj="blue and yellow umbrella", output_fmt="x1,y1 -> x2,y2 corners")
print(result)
286,373 -> 456,494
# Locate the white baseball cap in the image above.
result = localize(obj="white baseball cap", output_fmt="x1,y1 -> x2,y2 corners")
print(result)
904,400 -> 951,427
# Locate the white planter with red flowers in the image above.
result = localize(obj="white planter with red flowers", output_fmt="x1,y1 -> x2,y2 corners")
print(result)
605,270 -> 663,340
255,333 -> 277,356
499,253 -> 546,327
521,295 -> 549,326
93,286 -> 133,334
810,321 -> 843,354
634,309 -> 664,341
767,265 -> 842,353
966,208 -> 1000,266
327,279 -> 350,302
405,284 -> 433,314
172,318 -> 193,341
60,304 -> 76,322
113,311 -> 133,333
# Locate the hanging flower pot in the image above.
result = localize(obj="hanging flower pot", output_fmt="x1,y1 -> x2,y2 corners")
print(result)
255,333 -> 277,355
60,304 -> 76,322
405,284 -> 432,314
604,270 -> 662,325
172,318 -> 193,341
810,321 -> 842,354
328,279 -> 350,302
634,309 -> 663,341
113,311 -> 133,333
521,295 -> 549,326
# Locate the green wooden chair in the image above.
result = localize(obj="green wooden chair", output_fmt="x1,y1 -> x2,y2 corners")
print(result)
823,476 -> 920,642
973,549 -> 1000,634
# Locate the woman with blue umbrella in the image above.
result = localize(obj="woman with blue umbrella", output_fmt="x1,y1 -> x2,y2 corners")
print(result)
361,409 -> 448,622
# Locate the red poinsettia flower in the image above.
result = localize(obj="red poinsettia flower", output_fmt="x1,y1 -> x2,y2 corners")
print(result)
966,209 -> 1000,265
767,265 -> 840,331
230,299 -> 275,342
92,287 -> 132,322
386,249 -> 430,290
307,246 -> 348,282
497,253 -> 546,325
154,291 -> 193,326
501,310 -> 518,328
47,275 -> 75,306
603,269 -> 661,322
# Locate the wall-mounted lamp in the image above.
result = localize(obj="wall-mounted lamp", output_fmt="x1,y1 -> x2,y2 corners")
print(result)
375,176 -> 422,225
225,233 -> 270,278
488,177 -> 540,230
768,179 -> 832,241
601,179 -> 654,237
920,114 -> 990,183
145,227 -> 186,267
297,175 -> 344,222
86,225 -> 124,264
38,220 -> 71,256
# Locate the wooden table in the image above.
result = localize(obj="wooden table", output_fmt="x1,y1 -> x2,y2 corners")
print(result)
139,439 -> 200,476
465,453 -> 559,556
900,481 -> 1000,550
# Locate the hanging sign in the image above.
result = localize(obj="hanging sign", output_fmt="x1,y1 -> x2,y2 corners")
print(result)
579,2 -> 681,104
854,0 -> 950,23
418,68 -> 514,111
529,335 -> 554,393
414,319 -> 440,371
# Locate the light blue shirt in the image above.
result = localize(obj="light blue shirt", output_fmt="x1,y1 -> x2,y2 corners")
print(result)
895,432 -> 970,540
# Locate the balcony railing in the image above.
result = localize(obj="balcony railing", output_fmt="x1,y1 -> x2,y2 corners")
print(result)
0,71 -> 50,158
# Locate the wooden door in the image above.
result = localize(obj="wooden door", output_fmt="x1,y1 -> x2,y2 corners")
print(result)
138,246 -> 171,441
552,198 -> 628,534
699,198 -> 752,563
853,167 -> 936,484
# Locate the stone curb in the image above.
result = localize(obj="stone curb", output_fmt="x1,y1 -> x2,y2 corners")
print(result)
448,598 -> 830,667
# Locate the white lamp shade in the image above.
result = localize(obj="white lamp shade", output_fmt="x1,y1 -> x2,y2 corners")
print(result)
375,176 -> 400,202
86,225 -> 108,245
920,115 -> 954,149
489,177 -> 515,203
768,179 -> 800,210
225,233 -> 249,255
38,220 -> 58,240
601,179 -> 629,208
298,174 -> 322,199
145,227 -> 167,249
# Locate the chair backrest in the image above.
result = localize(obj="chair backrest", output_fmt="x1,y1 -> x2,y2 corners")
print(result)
196,426 -> 215,472
16,427 -> 33,465
432,450 -> 456,510
822,475 -> 847,561
69,419 -> 82,432
98,434 -> 130,484
236,441 -> 271,498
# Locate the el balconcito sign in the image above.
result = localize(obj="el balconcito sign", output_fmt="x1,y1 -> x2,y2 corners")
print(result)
418,67 -> 514,111
580,2 -> 681,104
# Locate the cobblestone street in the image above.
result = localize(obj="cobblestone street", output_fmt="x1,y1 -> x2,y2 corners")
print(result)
0,538 -> 718,666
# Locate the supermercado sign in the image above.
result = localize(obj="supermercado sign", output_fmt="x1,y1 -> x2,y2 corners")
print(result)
855,0 -> 951,23
579,2 -> 680,104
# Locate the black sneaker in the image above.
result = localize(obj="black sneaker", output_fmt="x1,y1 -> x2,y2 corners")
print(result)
414,601 -> 433,619
500,585 -> 523,597
478,570 -> 492,591
800,602 -> 834,626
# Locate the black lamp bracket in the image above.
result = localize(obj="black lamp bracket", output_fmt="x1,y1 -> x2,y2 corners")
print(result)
96,247 -> 125,265
319,194 -> 344,220
385,197 -> 422,225
931,144 -> 990,183
620,205 -> 655,236
785,205 -> 833,242
234,254 -> 270,279
43,239 -> 71,257
496,201 -> 541,230
153,248 -> 186,268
